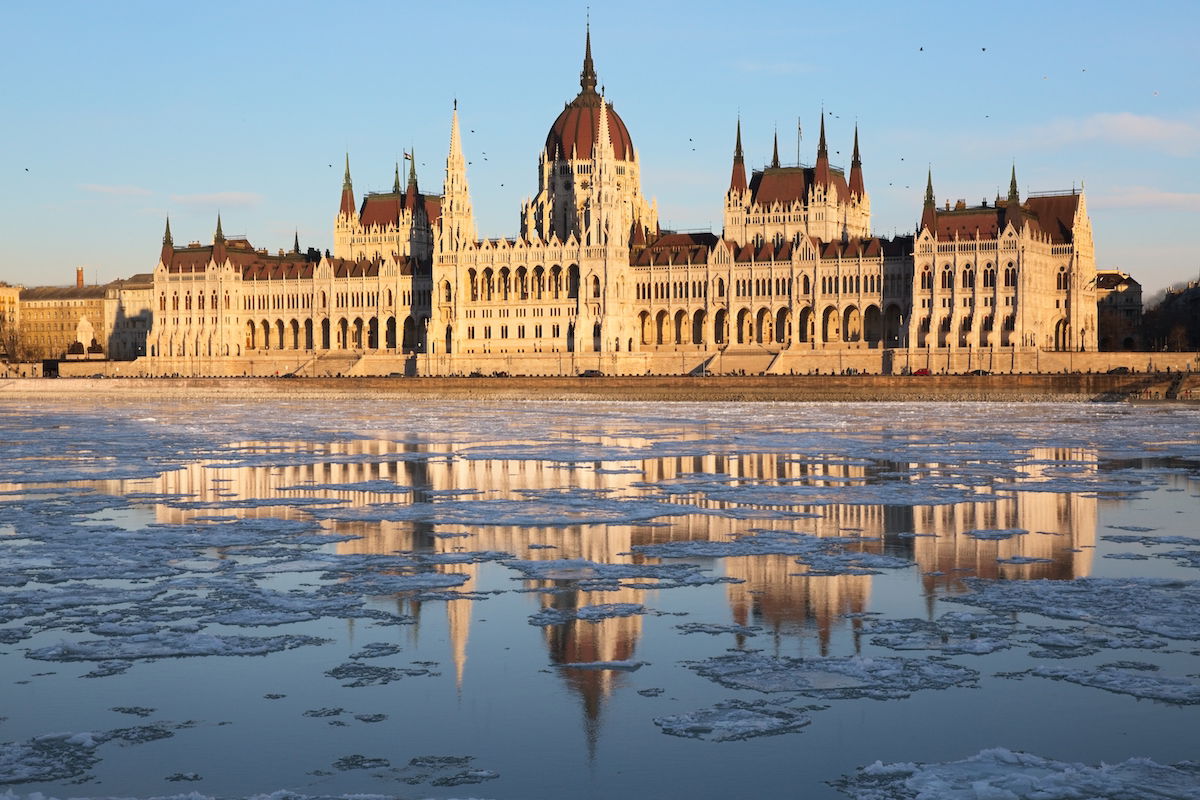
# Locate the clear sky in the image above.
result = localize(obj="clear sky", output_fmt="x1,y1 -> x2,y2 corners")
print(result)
3,1 -> 1198,298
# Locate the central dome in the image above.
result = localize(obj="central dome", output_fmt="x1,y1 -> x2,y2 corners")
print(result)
544,27 -> 634,162
545,96 -> 634,162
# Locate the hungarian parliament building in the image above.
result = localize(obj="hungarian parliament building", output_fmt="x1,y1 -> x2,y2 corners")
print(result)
144,30 -> 1099,377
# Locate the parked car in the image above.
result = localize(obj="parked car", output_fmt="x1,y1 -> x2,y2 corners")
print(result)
912,368 -> 931,376
1107,366 -> 1130,374
967,369 -> 990,375
579,369 -> 604,378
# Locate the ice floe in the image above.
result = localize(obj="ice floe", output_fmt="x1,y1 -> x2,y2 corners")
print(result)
528,603 -> 646,626
687,653 -> 978,699
832,748 -> 1200,800
946,577 -> 1200,640
654,699 -> 812,741
1004,663 -> 1200,705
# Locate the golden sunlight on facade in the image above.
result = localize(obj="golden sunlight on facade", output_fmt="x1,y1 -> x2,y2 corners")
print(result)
130,28 -> 1115,378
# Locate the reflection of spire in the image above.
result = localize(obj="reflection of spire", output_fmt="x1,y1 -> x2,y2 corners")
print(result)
446,562 -> 476,691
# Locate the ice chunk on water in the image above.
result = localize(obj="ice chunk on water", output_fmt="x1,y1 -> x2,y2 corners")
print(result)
0,732 -> 99,784
963,528 -> 1028,540
1007,663 -> 1200,705
676,622 -> 762,637
27,631 -> 327,662
529,603 -> 646,626
947,577 -> 1200,640
687,653 -> 978,699
554,660 -> 645,671
833,747 -> 1200,800
654,699 -> 812,741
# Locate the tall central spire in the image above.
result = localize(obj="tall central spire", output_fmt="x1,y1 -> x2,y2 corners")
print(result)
580,22 -> 597,94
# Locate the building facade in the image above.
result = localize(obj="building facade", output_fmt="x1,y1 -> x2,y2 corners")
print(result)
141,29 -> 1102,377
1096,270 -> 1143,351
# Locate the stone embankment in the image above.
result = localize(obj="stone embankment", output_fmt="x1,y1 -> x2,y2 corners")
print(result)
2,373 -> 1197,403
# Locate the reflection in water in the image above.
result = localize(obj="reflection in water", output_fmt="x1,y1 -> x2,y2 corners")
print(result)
20,437 -> 1098,747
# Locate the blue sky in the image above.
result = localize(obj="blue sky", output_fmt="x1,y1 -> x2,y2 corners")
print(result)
3,0 -> 1198,297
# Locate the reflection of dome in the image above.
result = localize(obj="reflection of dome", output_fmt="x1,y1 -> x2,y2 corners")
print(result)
544,27 -> 634,162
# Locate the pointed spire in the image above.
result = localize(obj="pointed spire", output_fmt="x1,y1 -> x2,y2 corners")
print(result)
339,154 -> 356,218
408,151 -> 418,190
595,89 -> 613,160
920,168 -> 937,232
729,118 -> 747,193
393,162 -> 401,193
212,213 -> 227,264
1004,164 -> 1024,231
160,216 -> 174,264
293,230 -> 300,254
580,21 -> 597,94
848,124 -> 864,199
771,128 -> 780,169
815,111 -> 831,188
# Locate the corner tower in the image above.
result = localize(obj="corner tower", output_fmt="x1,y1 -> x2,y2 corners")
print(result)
520,25 -> 657,245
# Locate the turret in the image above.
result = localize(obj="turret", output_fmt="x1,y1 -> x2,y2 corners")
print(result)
920,169 -> 937,232
160,216 -> 174,265
1003,165 -> 1023,231
729,119 -> 747,193
339,154 -> 356,218
771,129 -> 780,169
814,112 -> 831,189
212,213 -> 227,265
440,101 -> 476,248
848,125 -> 864,199
393,162 -> 401,194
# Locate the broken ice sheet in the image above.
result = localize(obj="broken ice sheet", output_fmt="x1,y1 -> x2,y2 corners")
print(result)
946,577 -> 1200,640
687,653 -> 978,699
654,699 -> 812,741
832,748 -> 1200,800
27,631 -> 327,663
862,611 -> 1015,655
1005,663 -> 1200,705
529,603 -> 646,626
676,622 -> 762,637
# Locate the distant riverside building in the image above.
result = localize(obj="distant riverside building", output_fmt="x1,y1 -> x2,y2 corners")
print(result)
0,282 -> 21,360
137,28 -> 1112,376
1095,270 -> 1142,351
15,269 -> 152,362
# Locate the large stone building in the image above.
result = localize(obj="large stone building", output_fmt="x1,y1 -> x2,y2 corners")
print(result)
141,28 -> 1107,377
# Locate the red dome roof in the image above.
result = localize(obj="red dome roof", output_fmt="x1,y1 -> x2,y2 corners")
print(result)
545,95 -> 634,162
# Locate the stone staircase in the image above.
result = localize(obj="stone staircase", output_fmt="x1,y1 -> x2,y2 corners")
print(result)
300,353 -> 362,377
712,347 -> 779,376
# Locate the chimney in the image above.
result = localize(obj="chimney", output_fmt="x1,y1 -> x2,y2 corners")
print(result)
76,267 -> 84,288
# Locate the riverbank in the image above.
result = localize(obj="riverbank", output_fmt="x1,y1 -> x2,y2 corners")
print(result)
3,373 -> 1198,403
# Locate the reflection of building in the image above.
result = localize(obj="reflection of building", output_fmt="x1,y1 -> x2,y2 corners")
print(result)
1096,269 -> 1142,351
135,27 -> 1100,377
27,438 -> 1100,750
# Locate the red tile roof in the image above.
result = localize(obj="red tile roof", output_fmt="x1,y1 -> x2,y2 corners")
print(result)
748,166 -> 850,207
546,95 -> 634,162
